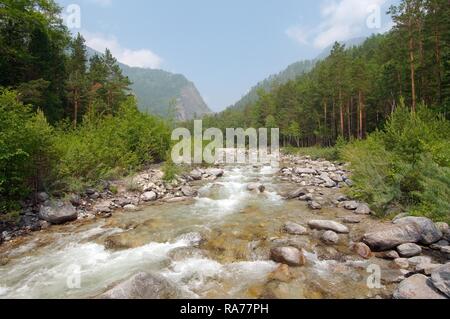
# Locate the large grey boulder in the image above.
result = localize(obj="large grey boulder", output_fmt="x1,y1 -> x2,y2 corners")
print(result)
99,272 -> 182,299
285,188 -> 307,199
431,263 -> 450,298
39,201 -> 78,225
393,274 -> 447,299
141,191 -> 157,202
362,224 -> 422,251
393,217 -> 442,245
308,220 -> 349,234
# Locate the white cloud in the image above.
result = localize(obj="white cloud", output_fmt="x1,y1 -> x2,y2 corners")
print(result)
286,0 -> 388,49
83,31 -> 163,69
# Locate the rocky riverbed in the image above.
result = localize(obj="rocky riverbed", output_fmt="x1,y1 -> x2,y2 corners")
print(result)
0,155 -> 449,299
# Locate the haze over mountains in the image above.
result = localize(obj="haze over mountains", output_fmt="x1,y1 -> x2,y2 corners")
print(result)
230,37 -> 367,111
87,48 -> 211,121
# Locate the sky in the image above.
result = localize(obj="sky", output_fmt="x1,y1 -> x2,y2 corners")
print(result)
57,0 -> 399,111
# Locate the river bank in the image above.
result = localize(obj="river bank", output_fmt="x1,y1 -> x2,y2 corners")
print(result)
0,154 -> 449,299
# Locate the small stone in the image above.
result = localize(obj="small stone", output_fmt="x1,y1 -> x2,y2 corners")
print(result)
376,250 -> 400,260
352,242 -> 372,259
355,203 -> 371,215
308,220 -> 349,234
393,258 -> 410,269
286,188 -> 307,199
343,216 -> 361,224
308,201 -> 322,210
397,243 -> 422,257
141,191 -> 157,202
123,204 -> 138,212
270,247 -> 306,267
321,231 -> 339,245
283,222 -> 308,235
343,201 -> 358,210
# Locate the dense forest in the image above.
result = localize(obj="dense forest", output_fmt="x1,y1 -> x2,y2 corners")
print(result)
199,0 -> 450,221
0,0 -> 171,222
203,0 -> 449,147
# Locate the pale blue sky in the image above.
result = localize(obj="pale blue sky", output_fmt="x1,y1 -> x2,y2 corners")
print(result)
57,0 -> 399,111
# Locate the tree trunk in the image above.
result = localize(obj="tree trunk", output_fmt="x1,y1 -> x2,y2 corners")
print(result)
339,90 -> 344,137
408,18 -> 417,113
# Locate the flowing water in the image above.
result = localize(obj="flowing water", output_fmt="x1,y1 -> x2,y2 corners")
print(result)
0,164 -> 395,299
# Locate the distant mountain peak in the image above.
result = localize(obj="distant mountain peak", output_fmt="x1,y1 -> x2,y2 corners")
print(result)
87,47 -> 211,120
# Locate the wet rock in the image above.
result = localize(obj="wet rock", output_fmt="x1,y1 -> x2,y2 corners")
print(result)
397,243 -> 422,258
247,183 -> 265,193
352,242 -> 372,259
99,272 -> 182,299
176,232 -> 204,247
343,216 -> 361,224
362,224 -> 422,251
430,263 -> 450,298
286,188 -> 307,199
181,186 -> 197,197
168,247 -> 207,261
270,247 -> 306,267
308,220 -> 349,234
321,231 -> 339,245
38,201 -> 78,225
308,201 -> 322,210
393,258 -> 410,269
343,201 -> 358,211
37,192 -> 49,202
141,191 -> 157,202
355,203 -> 371,215
269,264 -> 293,283
393,274 -> 446,299
393,216 -> 442,245
283,222 -> 308,235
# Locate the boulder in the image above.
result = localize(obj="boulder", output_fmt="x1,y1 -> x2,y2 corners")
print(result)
397,243 -> 422,258
375,250 -> 400,260
99,272 -> 182,299
321,231 -> 339,245
141,191 -> 157,202
431,263 -> 450,298
362,224 -> 422,251
181,186 -> 197,197
270,247 -> 306,267
283,222 -> 308,235
247,183 -> 265,193
285,188 -> 307,199
190,170 -> 202,180
308,201 -> 322,210
393,217 -> 442,245
343,201 -> 358,211
355,203 -> 371,215
352,242 -> 373,259
393,274 -> 446,299
38,201 -> 78,225
308,220 -> 349,234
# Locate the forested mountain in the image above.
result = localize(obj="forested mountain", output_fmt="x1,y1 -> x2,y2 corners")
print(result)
231,38 -> 366,111
203,0 -> 449,147
86,48 -> 211,120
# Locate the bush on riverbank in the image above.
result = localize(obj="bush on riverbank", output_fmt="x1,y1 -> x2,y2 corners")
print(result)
342,104 -> 450,222
0,89 -> 172,218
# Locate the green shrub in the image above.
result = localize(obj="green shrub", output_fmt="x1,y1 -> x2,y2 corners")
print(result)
0,89 -> 55,213
342,104 -> 450,222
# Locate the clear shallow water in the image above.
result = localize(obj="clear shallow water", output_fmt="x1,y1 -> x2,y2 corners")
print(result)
0,165 -> 392,299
